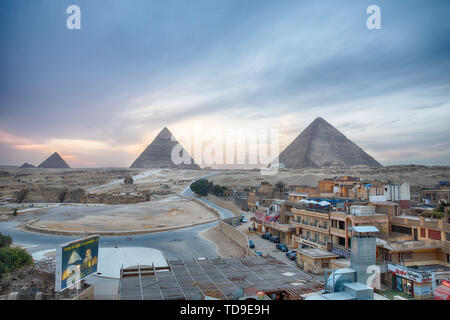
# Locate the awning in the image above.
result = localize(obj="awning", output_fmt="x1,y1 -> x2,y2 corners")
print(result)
434,285 -> 450,300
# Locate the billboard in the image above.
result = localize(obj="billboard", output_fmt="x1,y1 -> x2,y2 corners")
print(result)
55,235 -> 99,291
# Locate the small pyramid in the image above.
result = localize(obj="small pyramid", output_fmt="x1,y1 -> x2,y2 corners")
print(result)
277,117 -> 382,168
38,152 -> 71,168
20,162 -> 35,168
130,127 -> 200,169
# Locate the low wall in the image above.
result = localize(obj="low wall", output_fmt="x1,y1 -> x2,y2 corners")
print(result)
24,217 -> 218,236
207,195 -> 241,217
218,221 -> 256,256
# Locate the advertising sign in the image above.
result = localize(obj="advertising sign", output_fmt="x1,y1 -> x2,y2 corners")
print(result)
55,235 -> 99,291
387,263 -> 431,284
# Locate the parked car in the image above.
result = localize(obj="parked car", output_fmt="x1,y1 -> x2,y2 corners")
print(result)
249,240 -> 255,248
261,233 -> 272,240
276,243 -> 288,251
286,250 -> 296,257
254,251 -> 263,256
270,236 -> 280,243
241,217 -> 248,223
286,251 -> 297,261
287,253 -> 297,261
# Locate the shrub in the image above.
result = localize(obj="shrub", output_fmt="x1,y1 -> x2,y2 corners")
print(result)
0,233 -> 13,248
0,247 -> 33,279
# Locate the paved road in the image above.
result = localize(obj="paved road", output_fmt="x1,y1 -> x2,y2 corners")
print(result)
0,170 -> 229,260
0,219 -> 220,260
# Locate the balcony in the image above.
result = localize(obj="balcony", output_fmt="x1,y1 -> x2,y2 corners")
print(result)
330,227 -> 346,236
291,205 -> 331,216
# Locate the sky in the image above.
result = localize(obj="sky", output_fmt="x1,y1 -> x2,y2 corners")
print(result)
0,0 -> 449,168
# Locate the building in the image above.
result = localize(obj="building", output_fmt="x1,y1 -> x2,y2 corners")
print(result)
384,183 -> 411,209
296,248 -> 338,275
375,206 -> 450,299
289,201 -> 332,250
421,189 -> 450,206
304,226 -> 381,300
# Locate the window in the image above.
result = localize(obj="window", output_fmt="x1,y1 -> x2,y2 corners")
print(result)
399,252 -> 413,261
322,262 -> 329,269
338,221 -> 346,230
420,228 -> 426,238
445,233 -> 450,242
391,224 -> 412,235
428,229 -> 441,240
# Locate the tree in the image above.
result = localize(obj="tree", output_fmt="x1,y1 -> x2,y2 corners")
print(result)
191,179 -> 227,197
275,181 -> 286,193
191,179 -> 211,197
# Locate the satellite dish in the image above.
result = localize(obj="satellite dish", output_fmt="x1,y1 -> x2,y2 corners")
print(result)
232,288 -> 244,300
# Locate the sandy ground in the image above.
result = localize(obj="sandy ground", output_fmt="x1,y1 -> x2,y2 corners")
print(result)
31,195 -> 217,232
87,169 -> 208,195
200,226 -> 247,258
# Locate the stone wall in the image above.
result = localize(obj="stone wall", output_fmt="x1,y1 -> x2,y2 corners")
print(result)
218,221 -> 256,256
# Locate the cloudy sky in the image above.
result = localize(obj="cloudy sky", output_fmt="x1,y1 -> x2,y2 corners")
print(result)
1,0 -> 449,168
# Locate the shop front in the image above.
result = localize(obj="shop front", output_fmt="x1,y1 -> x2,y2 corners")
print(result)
388,263 -> 432,299
434,280 -> 450,300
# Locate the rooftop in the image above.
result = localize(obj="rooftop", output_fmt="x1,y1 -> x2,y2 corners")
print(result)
298,248 -> 338,259
119,256 -> 323,300
377,239 -> 443,251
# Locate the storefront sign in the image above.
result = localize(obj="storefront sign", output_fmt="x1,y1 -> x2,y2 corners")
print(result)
387,263 -> 431,283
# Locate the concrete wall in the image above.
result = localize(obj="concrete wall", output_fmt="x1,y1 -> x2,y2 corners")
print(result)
218,221 -> 256,256
207,195 -> 242,217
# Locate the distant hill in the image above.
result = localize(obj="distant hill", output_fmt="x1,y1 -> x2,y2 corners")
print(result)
37,152 -> 71,169
130,127 -> 200,169
277,117 -> 382,169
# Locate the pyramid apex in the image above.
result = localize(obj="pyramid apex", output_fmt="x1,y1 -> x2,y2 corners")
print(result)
38,152 -> 70,168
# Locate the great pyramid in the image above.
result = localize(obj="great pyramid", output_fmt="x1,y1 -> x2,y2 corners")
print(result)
37,152 -> 71,168
130,127 -> 200,169
277,117 -> 382,168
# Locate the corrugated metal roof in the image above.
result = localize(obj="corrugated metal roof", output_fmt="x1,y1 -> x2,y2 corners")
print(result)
119,256 -> 324,300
